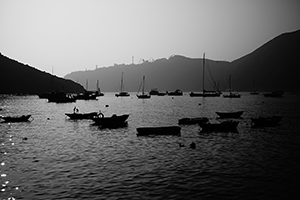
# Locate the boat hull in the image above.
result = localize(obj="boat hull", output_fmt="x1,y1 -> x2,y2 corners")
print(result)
216,111 -> 244,118
251,116 -> 282,127
1,115 -> 32,123
200,120 -> 239,132
178,117 -> 209,125
92,114 -> 129,128
136,126 -> 181,136
65,112 -> 99,120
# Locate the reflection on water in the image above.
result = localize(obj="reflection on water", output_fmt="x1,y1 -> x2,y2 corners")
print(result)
1,93 -> 300,199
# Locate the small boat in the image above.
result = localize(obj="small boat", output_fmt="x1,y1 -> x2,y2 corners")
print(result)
136,126 -> 181,136
167,89 -> 183,96
178,117 -> 209,125
199,120 -> 239,132
47,92 -> 76,103
216,111 -> 244,118
137,76 -> 151,99
149,89 -> 166,96
115,72 -> 130,97
263,91 -> 284,97
92,113 -> 129,128
75,92 -> 98,100
223,75 -> 241,98
0,115 -> 32,123
65,112 -> 99,120
250,80 -> 259,95
251,116 -> 282,127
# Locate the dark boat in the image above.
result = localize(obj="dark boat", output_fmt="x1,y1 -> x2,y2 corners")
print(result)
47,92 -> 76,103
199,120 -> 239,132
251,116 -> 282,127
178,117 -> 209,125
149,89 -> 166,96
167,89 -> 183,96
92,114 -> 129,128
136,126 -> 181,136
137,76 -> 151,99
0,115 -> 32,122
74,92 -> 98,100
115,72 -> 130,97
216,111 -> 244,118
190,53 -> 221,97
65,112 -> 99,120
263,91 -> 284,97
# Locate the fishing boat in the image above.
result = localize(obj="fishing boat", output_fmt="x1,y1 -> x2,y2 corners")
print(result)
223,75 -> 241,98
65,112 -> 99,120
263,91 -> 284,97
216,111 -> 244,118
136,126 -> 181,136
115,72 -> 130,97
92,113 -> 129,128
199,120 -> 239,132
0,115 -> 32,123
190,53 -> 221,97
47,92 -> 76,103
137,76 -> 151,99
251,116 -> 282,127
167,89 -> 183,96
178,117 -> 209,125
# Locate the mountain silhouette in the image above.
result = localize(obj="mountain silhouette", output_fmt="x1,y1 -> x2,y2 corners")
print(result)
0,53 -> 85,95
229,30 -> 300,92
65,30 -> 300,92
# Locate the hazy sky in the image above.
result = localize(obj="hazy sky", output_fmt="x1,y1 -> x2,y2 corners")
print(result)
1,0 -> 300,77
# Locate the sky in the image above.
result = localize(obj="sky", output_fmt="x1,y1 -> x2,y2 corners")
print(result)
1,0 -> 300,77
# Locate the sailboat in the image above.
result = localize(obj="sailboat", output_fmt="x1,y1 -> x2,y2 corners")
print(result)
223,75 -> 241,98
190,53 -> 220,97
115,72 -> 130,97
137,76 -> 151,99
95,79 -> 104,97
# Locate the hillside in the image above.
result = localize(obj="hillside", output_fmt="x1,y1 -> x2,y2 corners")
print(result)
229,30 -> 300,91
65,56 -> 231,92
65,30 -> 300,93
0,53 -> 85,95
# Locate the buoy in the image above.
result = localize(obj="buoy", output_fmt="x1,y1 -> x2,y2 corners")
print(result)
190,142 -> 196,149
105,105 -> 109,107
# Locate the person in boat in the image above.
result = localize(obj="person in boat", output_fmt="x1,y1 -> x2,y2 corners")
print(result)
73,106 -> 79,113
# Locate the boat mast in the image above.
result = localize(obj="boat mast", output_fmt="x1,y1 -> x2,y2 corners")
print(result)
203,53 -> 205,94
120,72 -> 124,92
142,76 -> 145,94
229,75 -> 232,94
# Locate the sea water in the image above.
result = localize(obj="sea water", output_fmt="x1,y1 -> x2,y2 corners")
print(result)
1,93 -> 300,199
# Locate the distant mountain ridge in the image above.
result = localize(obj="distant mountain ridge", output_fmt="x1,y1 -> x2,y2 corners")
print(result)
0,53 -> 85,94
65,29 -> 300,92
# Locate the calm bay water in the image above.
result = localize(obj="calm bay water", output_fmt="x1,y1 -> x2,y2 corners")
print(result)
1,93 -> 300,199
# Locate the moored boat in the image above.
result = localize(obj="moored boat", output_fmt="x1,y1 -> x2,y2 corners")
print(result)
92,113 -> 129,128
178,117 -> 209,125
167,89 -> 183,96
0,114 -> 32,122
65,112 -> 99,120
251,116 -> 282,127
199,120 -> 239,132
263,91 -> 284,97
216,111 -> 244,118
137,76 -> 151,99
136,126 -> 181,136
223,75 -> 241,98
47,92 -> 76,103
115,72 -> 130,97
